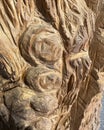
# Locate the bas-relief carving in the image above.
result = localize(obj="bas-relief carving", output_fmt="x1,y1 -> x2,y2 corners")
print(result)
0,0 -> 104,130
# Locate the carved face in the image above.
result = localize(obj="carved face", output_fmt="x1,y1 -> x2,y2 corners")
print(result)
0,0 -> 101,130
0,21 -> 63,129
19,24 -> 63,92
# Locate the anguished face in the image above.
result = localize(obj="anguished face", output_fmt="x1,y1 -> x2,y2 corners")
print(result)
0,19 -> 63,129
0,0 -> 98,130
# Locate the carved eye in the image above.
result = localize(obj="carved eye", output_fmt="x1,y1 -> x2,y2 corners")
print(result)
32,38 -> 63,63
19,25 -> 63,66
24,66 -> 62,92
38,73 -> 62,90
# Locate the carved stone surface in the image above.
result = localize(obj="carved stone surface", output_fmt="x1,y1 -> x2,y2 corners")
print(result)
0,0 -> 104,130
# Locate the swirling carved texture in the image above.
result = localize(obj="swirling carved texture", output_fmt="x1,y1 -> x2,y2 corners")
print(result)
0,0 -> 104,130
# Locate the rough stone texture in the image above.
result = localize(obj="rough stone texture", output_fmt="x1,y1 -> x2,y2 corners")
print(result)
0,0 -> 104,130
